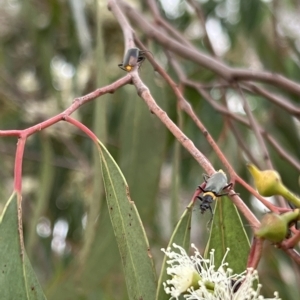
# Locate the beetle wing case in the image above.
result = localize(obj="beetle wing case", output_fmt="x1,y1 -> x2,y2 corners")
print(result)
204,170 -> 228,194
118,48 -> 147,72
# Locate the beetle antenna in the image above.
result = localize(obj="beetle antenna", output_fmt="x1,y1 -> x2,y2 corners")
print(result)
206,214 -> 213,230
140,50 -> 153,57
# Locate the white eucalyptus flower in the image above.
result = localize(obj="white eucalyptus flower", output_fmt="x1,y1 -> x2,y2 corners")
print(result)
161,243 -> 280,300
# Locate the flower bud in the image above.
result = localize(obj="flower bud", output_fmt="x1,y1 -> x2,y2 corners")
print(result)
255,210 -> 300,243
246,164 -> 281,197
247,164 -> 300,207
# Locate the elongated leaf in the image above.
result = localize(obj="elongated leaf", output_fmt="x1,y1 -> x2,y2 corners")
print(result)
98,140 -> 157,300
205,196 -> 250,274
46,201 -> 124,300
156,200 -> 194,300
119,71 -> 167,225
0,193 -> 46,299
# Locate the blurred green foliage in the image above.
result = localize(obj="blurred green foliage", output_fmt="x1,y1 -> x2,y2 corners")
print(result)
0,0 -> 300,299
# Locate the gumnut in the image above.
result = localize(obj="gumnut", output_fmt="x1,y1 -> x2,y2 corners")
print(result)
247,164 -> 282,197
255,210 -> 300,243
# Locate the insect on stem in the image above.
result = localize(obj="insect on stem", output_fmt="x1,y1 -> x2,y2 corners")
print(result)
197,169 -> 233,223
118,47 -> 150,72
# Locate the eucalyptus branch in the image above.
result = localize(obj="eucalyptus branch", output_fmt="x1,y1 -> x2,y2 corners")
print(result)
65,117 -> 99,145
228,123 -> 260,166
247,237 -> 263,269
131,68 -> 260,228
1,75 -> 131,196
131,70 -> 213,173
120,0 -> 300,95
108,1 -> 213,174
134,40 -> 259,228
242,82 -> 300,118
161,51 -> 283,216
186,0 -> 216,57
0,75 -> 130,140
146,0 -> 193,48
181,2 -> 260,169
282,230 -> 300,250
14,137 -> 26,193
266,134 -> 300,172
107,0 -> 135,52
1,1 -> 299,297
236,85 -> 273,169
182,79 -> 300,172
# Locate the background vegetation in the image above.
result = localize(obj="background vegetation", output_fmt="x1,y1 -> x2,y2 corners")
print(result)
0,0 -> 299,299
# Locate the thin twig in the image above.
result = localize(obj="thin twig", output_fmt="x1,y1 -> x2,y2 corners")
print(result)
107,0 -> 135,52
131,69 -> 260,228
2,74 -> 131,196
242,82 -> 300,118
134,39 -> 259,228
186,0 -> 216,57
164,58 -> 283,213
182,79 -> 300,172
146,0 -> 192,48
131,69 -> 213,172
236,85 -> 273,169
120,0 -> 300,95
282,229 -> 300,250
14,137 -> 26,193
228,122 -> 261,166
247,237 -> 264,269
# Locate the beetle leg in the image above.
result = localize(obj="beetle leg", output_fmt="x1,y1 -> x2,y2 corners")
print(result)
215,192 -> 240,197
206,210 -> 214,229
203,174 -> 210,182
208,205 -> 213,215
118,64 -> 127,71
197,186 -> 206,193
137,57 -> 146,70
197,195 -> 203,202
223,182 -> 233,190
213,182 -> 234,196
139,50 -> 153,57
137,56 -> 145,63
215,192 -> 229,197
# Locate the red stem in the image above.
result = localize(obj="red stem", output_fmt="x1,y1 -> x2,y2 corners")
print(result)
282,230 -> 300,249
0,130 -> 22,137
247,237 -> 264,269
14,137 -> 26,193
64,117 -> 99,144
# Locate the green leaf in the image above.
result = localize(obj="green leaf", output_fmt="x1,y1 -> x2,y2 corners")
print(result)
156,200 -> 194,300
205,196 -> 250,274
119,71 -> 167,225
98,140 -> 157,300
0,193 -> 46,299
240,0 -> 264,34
46,201 -> 126,300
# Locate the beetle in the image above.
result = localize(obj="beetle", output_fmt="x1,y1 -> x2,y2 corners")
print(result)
197,169 -> 232,216
118,47 -> 147,72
